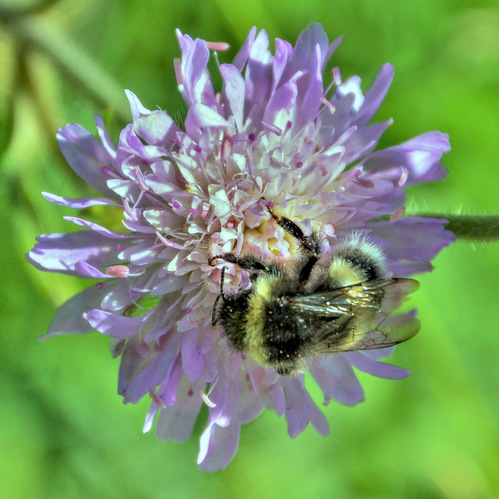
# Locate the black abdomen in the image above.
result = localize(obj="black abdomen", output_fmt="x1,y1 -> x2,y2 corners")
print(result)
261,299 -> 318,374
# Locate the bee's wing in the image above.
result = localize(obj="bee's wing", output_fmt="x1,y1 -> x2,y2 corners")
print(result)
318,309 -> 421,353
288,278 -> 419,315
287,278 -> 420,353
367,278 -> 419,313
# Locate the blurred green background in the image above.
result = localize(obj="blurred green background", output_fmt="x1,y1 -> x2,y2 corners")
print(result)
1,0 -> 499,497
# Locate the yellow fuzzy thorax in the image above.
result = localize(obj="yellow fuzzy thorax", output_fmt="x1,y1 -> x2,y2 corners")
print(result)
328,257 -> 365,287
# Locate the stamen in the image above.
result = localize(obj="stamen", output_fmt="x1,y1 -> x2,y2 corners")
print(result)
106,265 -> 130,278
200,390 -> 217,408
391,206 -> 406,222
174,58 -> 183,85
398,167 -> 409,187
221,132 -> 233,160
131,190 -> 145,211
261,121 -> 282,136
123,199 -> 134,219
270,157 -> 289,168
206,41 -> 230,51
353,176 -> 375,188
156,231 -> 184,249
321,97 -> 336,114
332,66 -> 342,86
149,389 -> 166,409
134,166 -> 149,192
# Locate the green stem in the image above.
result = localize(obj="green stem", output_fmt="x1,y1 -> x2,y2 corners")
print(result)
418,214 -> 499,242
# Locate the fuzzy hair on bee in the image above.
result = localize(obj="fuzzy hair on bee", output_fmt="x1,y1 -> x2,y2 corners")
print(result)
210,211 -> 420,376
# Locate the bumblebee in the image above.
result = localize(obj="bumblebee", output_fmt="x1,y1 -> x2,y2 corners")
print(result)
211,210 -> 420,375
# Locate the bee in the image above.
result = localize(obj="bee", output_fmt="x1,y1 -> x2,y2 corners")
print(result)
210,210 -> 420,375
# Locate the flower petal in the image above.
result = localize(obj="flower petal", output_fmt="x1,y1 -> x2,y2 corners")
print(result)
176,32 -> 216,108
27,231 -> 128,275
181,330 -> 205,382
184,104 -> 231,137
197,421 -> 241,472
41,283 -> 116,338
353,63 -> 394,127
346,351 -> 410,379
63,217 -> 129,239
220,64 -> 245,130
57,124 -> 120,200
282,377 -> 330,438
86,309 -> 145,339
42,192 -> 119,209
118,333 -> 181,404
232,26 -> 257,70
156,377 -> 205,442
310,354 -> 365,406
125,90 -> 180,147
364,132 -> 450,184
369,217 -> 456,275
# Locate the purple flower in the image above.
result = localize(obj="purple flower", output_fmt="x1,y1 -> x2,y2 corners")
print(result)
27,23 -> 455,471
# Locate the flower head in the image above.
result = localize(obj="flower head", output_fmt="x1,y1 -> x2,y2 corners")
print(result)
27,23 -> 454,471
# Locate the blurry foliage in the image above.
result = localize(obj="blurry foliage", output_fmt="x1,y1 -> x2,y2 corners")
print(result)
1,0 -> 498,497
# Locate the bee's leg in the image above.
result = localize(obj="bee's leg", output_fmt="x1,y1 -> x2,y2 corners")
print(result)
267,207 -> 321,283
297,244 -> 321,284
211,266 -> 227,325
211,293 -> 221,325
217,253 -> 281,278
267,207 -> 320,254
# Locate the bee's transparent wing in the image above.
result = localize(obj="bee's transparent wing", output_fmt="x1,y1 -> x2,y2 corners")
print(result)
318,309 -> 421,353
288,278 -> 418,315
287,278 -> 420,353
